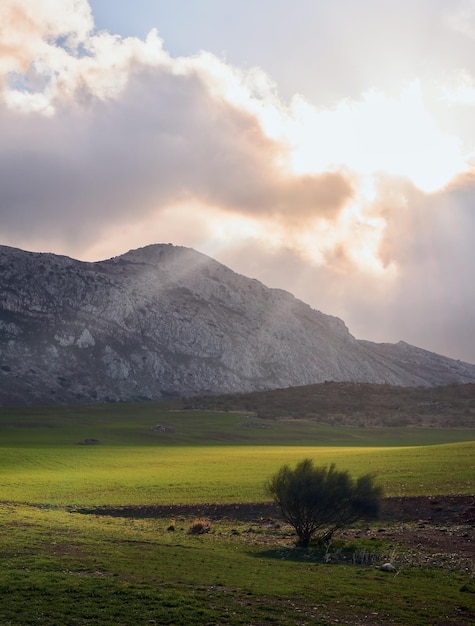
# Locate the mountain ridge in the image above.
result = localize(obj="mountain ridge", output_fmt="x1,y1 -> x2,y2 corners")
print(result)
1,243 -> 474,405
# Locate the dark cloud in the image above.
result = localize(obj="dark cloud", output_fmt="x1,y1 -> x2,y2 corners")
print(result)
214,172 -> 475,364
0,62 -> 352,251
322,177 -> 475,363
375,177 -> 475,362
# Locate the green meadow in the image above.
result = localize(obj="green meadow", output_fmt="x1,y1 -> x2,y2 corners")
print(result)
0,402 -> 474,624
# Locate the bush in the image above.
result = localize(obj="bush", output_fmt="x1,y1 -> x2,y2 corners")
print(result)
187,518 -> 211,535
266,459 -> 383,547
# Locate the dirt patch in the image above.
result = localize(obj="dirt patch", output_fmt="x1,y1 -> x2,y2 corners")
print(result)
368,522 -> 474,569
79,501 -> 279,521
363,496 -> 474,571
78,494 -> 475,525
381,494 -> 475,524
77,495 -> 475,572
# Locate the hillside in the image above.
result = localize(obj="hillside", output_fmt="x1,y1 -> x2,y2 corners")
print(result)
176,381 -> 475,428
1,243 -> 475,405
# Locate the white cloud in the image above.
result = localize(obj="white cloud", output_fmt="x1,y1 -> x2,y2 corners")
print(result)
0,0 -> 93,82
281,83 -> 468,193
445,0 -> 475,39
440,69 -> 475,105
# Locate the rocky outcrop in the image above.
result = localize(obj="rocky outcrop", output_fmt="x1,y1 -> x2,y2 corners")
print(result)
1,243 -> 475,405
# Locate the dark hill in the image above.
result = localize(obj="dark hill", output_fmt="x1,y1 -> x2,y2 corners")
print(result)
175,381 -> 475,428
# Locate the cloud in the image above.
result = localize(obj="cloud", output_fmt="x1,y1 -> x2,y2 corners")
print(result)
440,69 -> 475,110
216,173 -> 475,363
374,174 -> 475,361
0,0 -> 355,259
282,83 -> 469,193
0,0 -> 93,110
0,0 -> 93,69
445,0 -> 475,39
1,0 -> 475,361
0,64 -> 353,249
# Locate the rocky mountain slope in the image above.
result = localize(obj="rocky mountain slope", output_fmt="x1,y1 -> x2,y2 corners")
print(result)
1,243 -> 475,405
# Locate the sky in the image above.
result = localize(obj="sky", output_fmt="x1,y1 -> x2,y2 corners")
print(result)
1,1 -> 475,362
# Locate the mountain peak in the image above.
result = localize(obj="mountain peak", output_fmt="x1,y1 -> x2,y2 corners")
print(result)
1,244 -> 474,405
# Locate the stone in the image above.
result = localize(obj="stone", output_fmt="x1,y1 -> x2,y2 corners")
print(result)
76,328 -> 95,348
380,563 -> 397,572
1,243 -> 475,405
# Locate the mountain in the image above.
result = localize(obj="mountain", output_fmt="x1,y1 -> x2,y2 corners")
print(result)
1,243 -> 475,405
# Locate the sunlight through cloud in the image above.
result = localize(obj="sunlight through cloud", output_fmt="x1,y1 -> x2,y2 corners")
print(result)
281,83 -> 468,193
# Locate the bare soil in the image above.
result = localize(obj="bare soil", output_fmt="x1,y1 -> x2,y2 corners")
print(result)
83,494 -> 475,524
80,495 -> 475,571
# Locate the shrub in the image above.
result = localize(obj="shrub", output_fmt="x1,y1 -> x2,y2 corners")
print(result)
266,459 -> 383,547
187,518 -> 211,535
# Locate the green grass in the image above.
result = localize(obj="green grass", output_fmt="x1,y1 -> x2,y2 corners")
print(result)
1,403 -> 475,447
0,403 -> 474,624
0,442 -> 474,506
0,503 -> 473,626
0,404 -> 474,506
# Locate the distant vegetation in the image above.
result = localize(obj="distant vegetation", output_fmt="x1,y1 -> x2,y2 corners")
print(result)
176,381 -> 475,428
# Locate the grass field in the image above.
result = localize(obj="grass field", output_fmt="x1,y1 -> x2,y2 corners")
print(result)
0,404 -> 474,506
0,500 -> 473,626
1,441 -> 474,506
2,403 -> 475,447
0,402 -> 474,624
